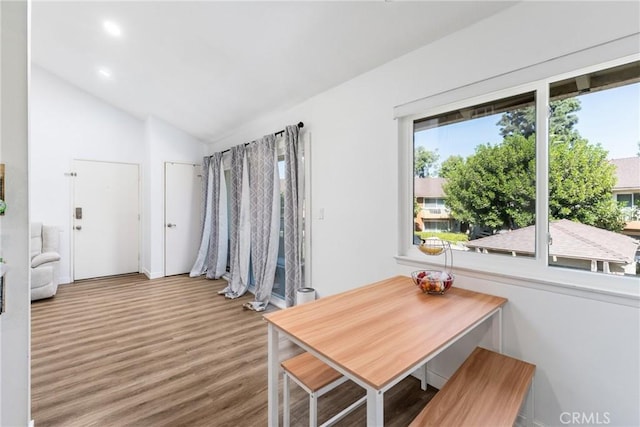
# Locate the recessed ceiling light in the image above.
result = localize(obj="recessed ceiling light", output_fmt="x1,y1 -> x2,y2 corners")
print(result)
97,67 -> 113,80
103,20 -> 122,37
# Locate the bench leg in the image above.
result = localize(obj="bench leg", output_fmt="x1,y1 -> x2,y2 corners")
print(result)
420,363 -> 428,391
491,307 -> 503,353
525,377 -> 535,427
283,372 -> 290,427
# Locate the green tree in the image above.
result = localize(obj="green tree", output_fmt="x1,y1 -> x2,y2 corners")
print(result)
443,97 -> 625,232
442,135 -> 536,230
414,147 -> 439,177
497,107 -> 536,138
548,98 -> 581,141
497,98 -> 580,140
439,155 -> 464,179
549,139 -> 624,230
413,199 -> 421,217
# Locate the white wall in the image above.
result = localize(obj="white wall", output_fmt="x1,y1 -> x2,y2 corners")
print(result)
142,116 -> 206,279
0,1 -> 30,424
30,67 -> 206,282
210,2 -> 640,426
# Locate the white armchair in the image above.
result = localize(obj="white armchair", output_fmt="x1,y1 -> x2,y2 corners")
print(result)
31,222 -> 61,301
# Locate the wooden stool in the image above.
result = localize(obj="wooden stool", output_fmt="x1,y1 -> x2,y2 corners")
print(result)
410,347 -> 536,427
281,352 -> 366,427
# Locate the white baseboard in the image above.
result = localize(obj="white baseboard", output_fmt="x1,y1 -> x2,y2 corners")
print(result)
142,269 -> 163,279
269,294 -> 286,309
29,419 -> 34,427
427,369 -> 448,390
516,413 -> 544,427
60,275 -> 72,284
409,367 -> 447,390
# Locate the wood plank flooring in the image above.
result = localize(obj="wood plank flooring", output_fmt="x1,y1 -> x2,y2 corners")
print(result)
31,274 -> 436,427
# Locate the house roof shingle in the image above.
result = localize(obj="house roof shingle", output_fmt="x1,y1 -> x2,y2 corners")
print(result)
466,219 -> 638,263
611,157 -> 640,191
415,177 -> 446,198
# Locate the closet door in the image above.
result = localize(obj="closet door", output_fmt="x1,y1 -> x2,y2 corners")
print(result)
164,162 -> 201,276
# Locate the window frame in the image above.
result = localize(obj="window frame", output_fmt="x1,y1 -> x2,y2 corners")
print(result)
396,53 -> 640,306
617,194 -> 633,207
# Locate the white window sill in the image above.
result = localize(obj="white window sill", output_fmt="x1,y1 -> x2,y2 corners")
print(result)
395,254 -> 640,308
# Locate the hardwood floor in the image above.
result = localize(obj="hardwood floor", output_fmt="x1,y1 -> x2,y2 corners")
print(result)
31,274 -> 436,426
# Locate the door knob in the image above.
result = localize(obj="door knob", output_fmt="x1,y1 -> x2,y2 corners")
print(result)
167,223 -> 176,228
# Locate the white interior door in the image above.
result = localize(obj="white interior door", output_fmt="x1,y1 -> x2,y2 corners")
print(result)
73,160 -> 140,280
165,162 -> 201,276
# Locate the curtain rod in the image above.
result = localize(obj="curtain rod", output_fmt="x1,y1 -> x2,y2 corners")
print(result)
217,122 -> 304,156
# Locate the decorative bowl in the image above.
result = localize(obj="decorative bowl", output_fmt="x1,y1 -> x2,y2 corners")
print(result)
411,270 -> 454,295
418,237 -> 448,256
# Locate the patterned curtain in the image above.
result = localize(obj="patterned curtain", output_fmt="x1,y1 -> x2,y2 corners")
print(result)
245,134 -> 280,311
190,156 -> 212,277
190,153 -> 228,279
283,125 -> 304,307
226,145 -> 251,298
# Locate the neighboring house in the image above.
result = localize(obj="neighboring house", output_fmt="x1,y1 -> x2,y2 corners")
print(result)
466,219 -> 638,275
416,157 -> 640,238
414,177 -> 456,232
610,157 -> 640,237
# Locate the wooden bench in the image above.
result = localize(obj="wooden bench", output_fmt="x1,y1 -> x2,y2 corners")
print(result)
409,347 -> 535,427
281,351 -> 366,427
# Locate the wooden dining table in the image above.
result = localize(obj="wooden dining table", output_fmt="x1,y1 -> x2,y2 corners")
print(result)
264,275 -> 507,426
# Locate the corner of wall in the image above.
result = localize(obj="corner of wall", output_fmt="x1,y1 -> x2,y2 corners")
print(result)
142,268 -> 163,280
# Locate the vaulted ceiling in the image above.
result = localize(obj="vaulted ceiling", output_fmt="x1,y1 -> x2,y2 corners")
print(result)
31,1 -> 516,143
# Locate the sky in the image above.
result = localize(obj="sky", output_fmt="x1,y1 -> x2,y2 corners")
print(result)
415,82 -> 640,165
575,83 -> 639,159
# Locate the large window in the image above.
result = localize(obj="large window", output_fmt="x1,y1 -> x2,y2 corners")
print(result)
547,63 -> 640,275
409,60 -> 640,283
414,91 -> 537,256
